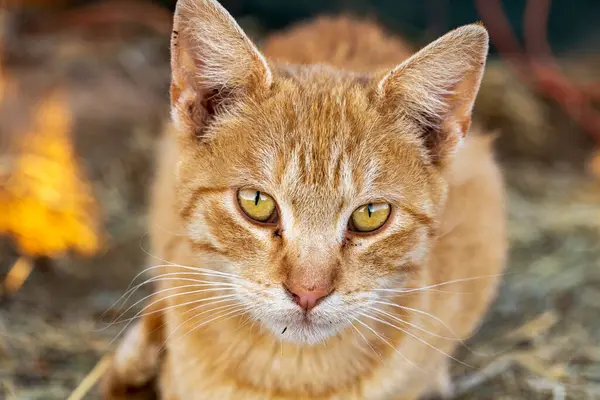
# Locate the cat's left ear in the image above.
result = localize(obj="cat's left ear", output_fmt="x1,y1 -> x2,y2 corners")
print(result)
170,0 -> 272,138
377,24 -> 488,165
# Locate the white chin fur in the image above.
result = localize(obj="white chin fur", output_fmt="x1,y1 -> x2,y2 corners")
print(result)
245,291 -> 354,345
263,313 -> 348,345
236,286 -> 368,345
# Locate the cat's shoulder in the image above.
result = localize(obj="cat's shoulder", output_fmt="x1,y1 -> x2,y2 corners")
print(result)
445,127 -> 501,187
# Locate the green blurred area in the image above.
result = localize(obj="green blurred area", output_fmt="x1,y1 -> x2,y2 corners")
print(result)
18,0 -> 600,54
186,0 -> 600,53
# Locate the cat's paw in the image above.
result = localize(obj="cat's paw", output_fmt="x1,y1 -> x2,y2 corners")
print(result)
100,317 -> 163,399
101,354 -> 158,400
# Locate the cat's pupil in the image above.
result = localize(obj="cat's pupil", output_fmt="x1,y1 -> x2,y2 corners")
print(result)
367,204 -> 373,218
254,191 -> 261,206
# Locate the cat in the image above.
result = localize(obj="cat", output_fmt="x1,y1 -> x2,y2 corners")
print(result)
102,0 -> 507,399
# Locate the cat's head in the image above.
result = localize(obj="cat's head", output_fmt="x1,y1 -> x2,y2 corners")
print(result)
169,0 -> 488,344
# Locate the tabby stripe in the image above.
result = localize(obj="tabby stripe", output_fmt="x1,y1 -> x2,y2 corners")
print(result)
180,186 -> 229,220
397,205 -> 434,230
189,239 -> 229,257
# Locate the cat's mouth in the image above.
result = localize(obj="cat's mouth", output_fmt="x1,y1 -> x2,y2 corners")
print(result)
240,287 -> 353,344
265,306 -> 348,344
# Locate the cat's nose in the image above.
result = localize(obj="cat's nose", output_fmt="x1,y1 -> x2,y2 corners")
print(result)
284,283 -> 332,311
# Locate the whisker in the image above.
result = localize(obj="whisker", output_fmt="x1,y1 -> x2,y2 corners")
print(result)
130,247 -> 241,292
102,261 -> 242,322
107,273 -> 241,317
372,300 -> 468,343
367,306 -> 459,341
381,288 -> 473,296
178,297 -> 240,317
106,292 -> 238,344
120,264 -> 241,300
347,319 -> 382,361
140,244 -> 234,276
162,301 -> 243,349
131,269 -> 241,291
352,317 -> 420,371
107,276 -> 239,319
359,312 -> 472,369
234,312 -> 256,332
373,300 -> 483,355
110,291 -> 239,327
248,315 -> 259,336
373,302 -> 494,358
115,297 -> 241,350
373,273 -> 508,294
104,283 -> 237,327
138,263 -> 241,280
137,249 -> 242,280
164,305 -> 248,352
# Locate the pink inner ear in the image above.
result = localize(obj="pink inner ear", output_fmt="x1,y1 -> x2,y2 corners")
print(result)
171,0 -> 272,97
374,25 -> 487,166
459,116 -> 472,138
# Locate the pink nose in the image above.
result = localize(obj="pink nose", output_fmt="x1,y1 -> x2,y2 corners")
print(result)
285,284 -> 332,311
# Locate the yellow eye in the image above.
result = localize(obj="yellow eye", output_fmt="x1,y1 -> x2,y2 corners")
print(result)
350,203 -> 391,233
237,189 -> 278,223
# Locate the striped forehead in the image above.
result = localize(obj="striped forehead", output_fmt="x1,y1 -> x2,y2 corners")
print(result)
265,86 -> 382,191
275,140 -> 380,199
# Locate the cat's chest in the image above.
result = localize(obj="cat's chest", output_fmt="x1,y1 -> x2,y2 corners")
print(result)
160,323 -> 437,400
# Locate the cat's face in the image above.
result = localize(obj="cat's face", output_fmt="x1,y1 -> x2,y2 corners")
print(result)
170,0 -> 487,344
175,76 -> 444,343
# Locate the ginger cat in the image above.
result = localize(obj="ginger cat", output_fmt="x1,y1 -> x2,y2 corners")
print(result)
102,0 -> 507,399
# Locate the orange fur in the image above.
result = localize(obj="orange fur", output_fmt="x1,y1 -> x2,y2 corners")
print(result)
102,1 -> 506,399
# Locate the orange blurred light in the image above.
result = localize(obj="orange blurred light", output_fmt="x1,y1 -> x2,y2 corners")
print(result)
0,89 -> 101,257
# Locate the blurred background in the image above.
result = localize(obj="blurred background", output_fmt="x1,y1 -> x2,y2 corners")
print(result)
1,1 -> 599,399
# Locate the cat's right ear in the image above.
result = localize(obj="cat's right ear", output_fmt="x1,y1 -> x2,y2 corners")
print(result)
170,0 -> 272,138
376,24 -> 488,167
